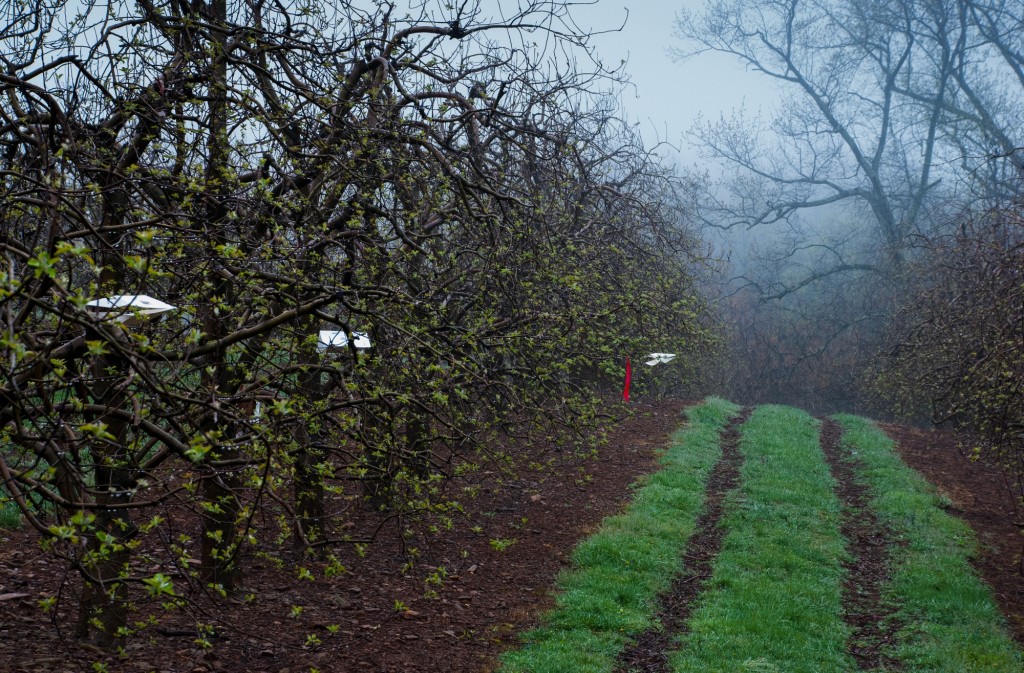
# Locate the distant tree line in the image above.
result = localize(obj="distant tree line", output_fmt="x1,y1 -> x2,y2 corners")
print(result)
678,0 -> 1024,451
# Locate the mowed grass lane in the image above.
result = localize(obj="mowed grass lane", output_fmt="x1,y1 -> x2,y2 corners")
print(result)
836,415 -> 1022,673
499,397 -> 741,673
499,402 -> 1022,673
669,405 -> 850,673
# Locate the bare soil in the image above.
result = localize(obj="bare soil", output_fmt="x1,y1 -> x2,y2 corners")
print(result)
820,418 -> 902,670
0,405 -> 1021,673
0,400 -> 685,673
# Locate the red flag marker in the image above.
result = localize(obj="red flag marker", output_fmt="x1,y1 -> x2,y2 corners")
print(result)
623,358 -> 632,401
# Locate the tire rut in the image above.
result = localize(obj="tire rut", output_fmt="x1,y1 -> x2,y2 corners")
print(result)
612,407 -> 751,673
819,418 -> 903,671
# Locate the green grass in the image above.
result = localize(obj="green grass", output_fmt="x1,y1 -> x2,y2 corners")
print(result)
498,397 -> 741,673
499,403 -> 1023,672
835,414 -> 1022,672
0,496 -> 22,528
1,436 -> 68,528
0,441 -> 24,527
669,404 -> 851,673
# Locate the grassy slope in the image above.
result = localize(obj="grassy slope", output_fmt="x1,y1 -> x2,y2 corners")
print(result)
498,397 -> 740,673
836,414 -> 1022,673
670,404 -> 851,673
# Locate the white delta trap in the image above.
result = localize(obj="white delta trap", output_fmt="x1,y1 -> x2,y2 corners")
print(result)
317,330 -> 372,352
644,352 -> 676,366
86,295 -> 176,323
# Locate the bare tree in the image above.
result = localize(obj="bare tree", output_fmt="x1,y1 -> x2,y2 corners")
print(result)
678,0 -> 921,266
677,0 -> 1024,410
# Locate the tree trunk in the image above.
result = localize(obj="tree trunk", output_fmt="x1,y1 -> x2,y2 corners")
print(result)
199,443 -> 242,595
76,345 -> 135,647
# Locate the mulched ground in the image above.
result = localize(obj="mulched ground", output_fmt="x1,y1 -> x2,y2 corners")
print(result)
1,405 -> 1021,673
0,400 -> 686,673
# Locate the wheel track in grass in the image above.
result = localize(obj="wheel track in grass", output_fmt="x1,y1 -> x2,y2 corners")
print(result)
611,406 -> 751,673
819,418 -> 904,671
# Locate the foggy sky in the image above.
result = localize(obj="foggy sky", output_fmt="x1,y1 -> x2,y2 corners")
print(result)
572,2 -> 779,166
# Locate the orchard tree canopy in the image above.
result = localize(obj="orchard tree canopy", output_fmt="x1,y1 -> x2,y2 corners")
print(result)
875,206 -> 1024,502
0,0 -> 715,647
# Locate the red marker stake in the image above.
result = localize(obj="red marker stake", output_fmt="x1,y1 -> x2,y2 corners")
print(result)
623,358 -> 632,402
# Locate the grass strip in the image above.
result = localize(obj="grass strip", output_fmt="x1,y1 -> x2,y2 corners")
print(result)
498,397 -> 741,673
834,414 -> 1023,672
0,496 -> 21,529
670,404 -> 852,673
612,406 -> 750,673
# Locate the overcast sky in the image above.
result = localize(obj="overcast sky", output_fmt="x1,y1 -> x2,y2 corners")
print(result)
570,2 -> 778,166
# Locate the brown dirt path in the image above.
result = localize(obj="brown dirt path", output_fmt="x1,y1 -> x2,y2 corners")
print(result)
0,400 -> 687,673
819,418 -> 902,670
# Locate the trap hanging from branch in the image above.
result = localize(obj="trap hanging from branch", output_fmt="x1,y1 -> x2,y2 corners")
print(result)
317,330 -> 372,353
86,295 -> 177,323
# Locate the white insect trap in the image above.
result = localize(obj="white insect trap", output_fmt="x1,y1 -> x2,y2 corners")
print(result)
317,330 -> 372,352
86,295 -> 177,323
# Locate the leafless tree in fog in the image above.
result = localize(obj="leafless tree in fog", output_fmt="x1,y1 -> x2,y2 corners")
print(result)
677,0 -> 1024,412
